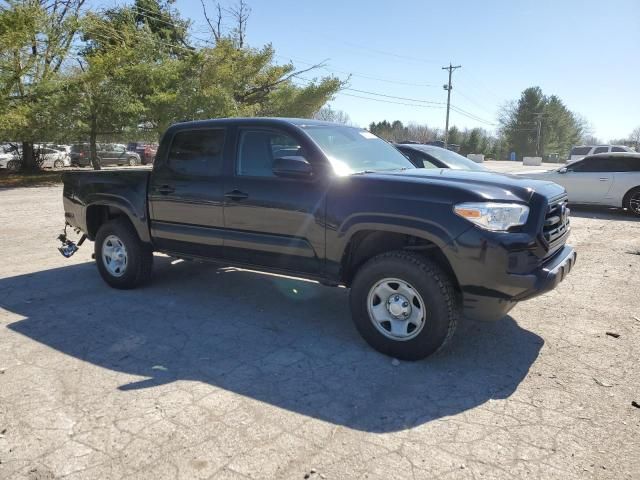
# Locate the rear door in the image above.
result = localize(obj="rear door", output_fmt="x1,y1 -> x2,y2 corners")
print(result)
111,144 -> 127,164
222,127 -> 327,274
96,144 -> 111,165
148,128 -> 227,257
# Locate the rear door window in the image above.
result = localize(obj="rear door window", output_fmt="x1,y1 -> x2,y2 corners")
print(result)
611,147 -> 628,153
593,146 -> 609,154
570,146 -> 592,156
168,129 -> 226,176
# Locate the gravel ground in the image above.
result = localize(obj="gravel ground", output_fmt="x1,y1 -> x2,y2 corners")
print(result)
0,185 -> 639,480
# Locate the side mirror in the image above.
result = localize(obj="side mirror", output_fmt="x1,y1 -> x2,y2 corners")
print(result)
559,167 -> 568,174
273,156 -> 312,178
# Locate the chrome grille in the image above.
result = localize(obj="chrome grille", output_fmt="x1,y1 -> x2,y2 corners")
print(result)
543,197 -> 570,245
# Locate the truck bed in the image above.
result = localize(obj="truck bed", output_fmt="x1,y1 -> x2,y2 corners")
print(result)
62,169 -> 151,242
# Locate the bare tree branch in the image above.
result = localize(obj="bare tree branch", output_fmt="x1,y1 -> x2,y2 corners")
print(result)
238,61 -> 329,102
200,0 -> 222,42
227,0 -> 250,48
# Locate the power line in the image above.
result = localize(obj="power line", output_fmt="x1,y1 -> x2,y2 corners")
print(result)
338,92 -> 445,109
295,76 -> 445,105
450,104 -> 497,126
274,54 -> 439,88
453,88 -> 497,116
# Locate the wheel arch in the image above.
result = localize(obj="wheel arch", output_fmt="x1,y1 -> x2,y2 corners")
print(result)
339,228 -> 460,292
86,202 -> 150,243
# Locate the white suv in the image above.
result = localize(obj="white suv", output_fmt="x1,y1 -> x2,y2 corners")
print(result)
569,145 -> 634,162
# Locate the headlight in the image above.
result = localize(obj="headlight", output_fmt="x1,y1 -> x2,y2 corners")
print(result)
454,202 -> 529,231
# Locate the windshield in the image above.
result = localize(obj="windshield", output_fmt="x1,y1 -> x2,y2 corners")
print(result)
302,125 -> 415,175
415,146 -> 486,171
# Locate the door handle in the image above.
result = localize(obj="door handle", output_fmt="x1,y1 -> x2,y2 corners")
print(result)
224,189 -> 249,201
157,185 -> 175,194
599,178 -> 608,181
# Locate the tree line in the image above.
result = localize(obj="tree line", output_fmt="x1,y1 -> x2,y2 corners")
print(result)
0,0 -> 343,170
368,120 -> 507,159
369,87 -> 639,160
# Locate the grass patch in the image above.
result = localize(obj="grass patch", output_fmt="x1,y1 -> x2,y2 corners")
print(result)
0,170 -> 64,188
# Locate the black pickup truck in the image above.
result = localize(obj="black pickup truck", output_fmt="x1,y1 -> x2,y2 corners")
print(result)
61,118 -> 576,360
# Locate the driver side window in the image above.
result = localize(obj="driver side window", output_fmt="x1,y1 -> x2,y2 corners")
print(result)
569,158 -> 602,172
237,130 -> 302,177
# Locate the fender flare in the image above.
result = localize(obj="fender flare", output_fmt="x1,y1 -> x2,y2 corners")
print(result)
85,195 -> 151,243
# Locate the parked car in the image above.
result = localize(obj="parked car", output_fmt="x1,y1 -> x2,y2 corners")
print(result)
127,142 -> 158,165
395,143 -> 487,170
36,147 -> 70,168
70,143 -> 141,167
59,118 -> 576,360
0,145 -> 69,170
0,144 -> 20,170
518,153 -> 640,215
568,144 -> 634,162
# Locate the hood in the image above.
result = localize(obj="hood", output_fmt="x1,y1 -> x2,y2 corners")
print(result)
359,168 -> 566,203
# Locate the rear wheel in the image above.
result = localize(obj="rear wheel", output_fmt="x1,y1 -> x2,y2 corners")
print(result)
7,160 -> 20,171
95,218 -> 153,289
624,187 -> 640,216
349,250 -> 459,361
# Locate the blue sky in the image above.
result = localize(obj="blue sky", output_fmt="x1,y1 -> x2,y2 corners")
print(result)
156,0 -> 639,139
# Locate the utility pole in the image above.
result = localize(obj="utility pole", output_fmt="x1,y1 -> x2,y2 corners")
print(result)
442,63 -> 461,148
533,112 -> 545,157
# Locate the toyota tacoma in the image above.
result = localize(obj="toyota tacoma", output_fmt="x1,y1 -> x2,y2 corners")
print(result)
60,118 -> 576,360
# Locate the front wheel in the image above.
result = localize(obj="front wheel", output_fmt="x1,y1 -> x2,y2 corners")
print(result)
349,250 -> 459,361
95,218 -> 153,289
128,157 -> 137,166
624,187 -> 640,216
54,160 -> 64,169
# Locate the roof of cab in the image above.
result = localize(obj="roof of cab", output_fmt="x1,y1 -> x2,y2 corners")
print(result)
170,117 -> 350,129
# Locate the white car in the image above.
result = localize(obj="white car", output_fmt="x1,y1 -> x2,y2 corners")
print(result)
519,153 -> 640,215
568,144 -> 634,162
37,147 -> 70,168
0,147 -> 70,170
0,145 -> 20,170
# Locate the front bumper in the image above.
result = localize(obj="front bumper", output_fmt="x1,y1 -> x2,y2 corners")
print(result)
453,240 -> 576,322
514,245 -> 576,301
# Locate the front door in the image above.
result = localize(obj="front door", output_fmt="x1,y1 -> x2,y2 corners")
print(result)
222,128 -> 327,274
148,128 -> 227,258
562,157 -> 613,203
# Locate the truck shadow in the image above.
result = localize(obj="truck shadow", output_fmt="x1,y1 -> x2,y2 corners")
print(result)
1,257 -> 543,433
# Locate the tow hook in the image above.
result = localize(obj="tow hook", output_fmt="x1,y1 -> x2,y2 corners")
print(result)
57,224 -> 86,258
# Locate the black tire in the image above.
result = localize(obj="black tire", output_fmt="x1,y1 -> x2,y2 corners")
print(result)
128,156 -> 137,166
54,160 -> 64,169
7,160 -> 20,171
349,250 -> 459,361
94,217 -> 153,289
623,187 -> 640,216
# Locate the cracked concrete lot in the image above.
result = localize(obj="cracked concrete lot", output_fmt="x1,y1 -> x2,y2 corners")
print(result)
0,184 -> 639,480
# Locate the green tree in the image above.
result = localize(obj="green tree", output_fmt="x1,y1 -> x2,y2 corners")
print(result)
0,0 -> 84,170
68,8 -> 164,168
500,87 -> 585,159
447,126 -> 462,146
